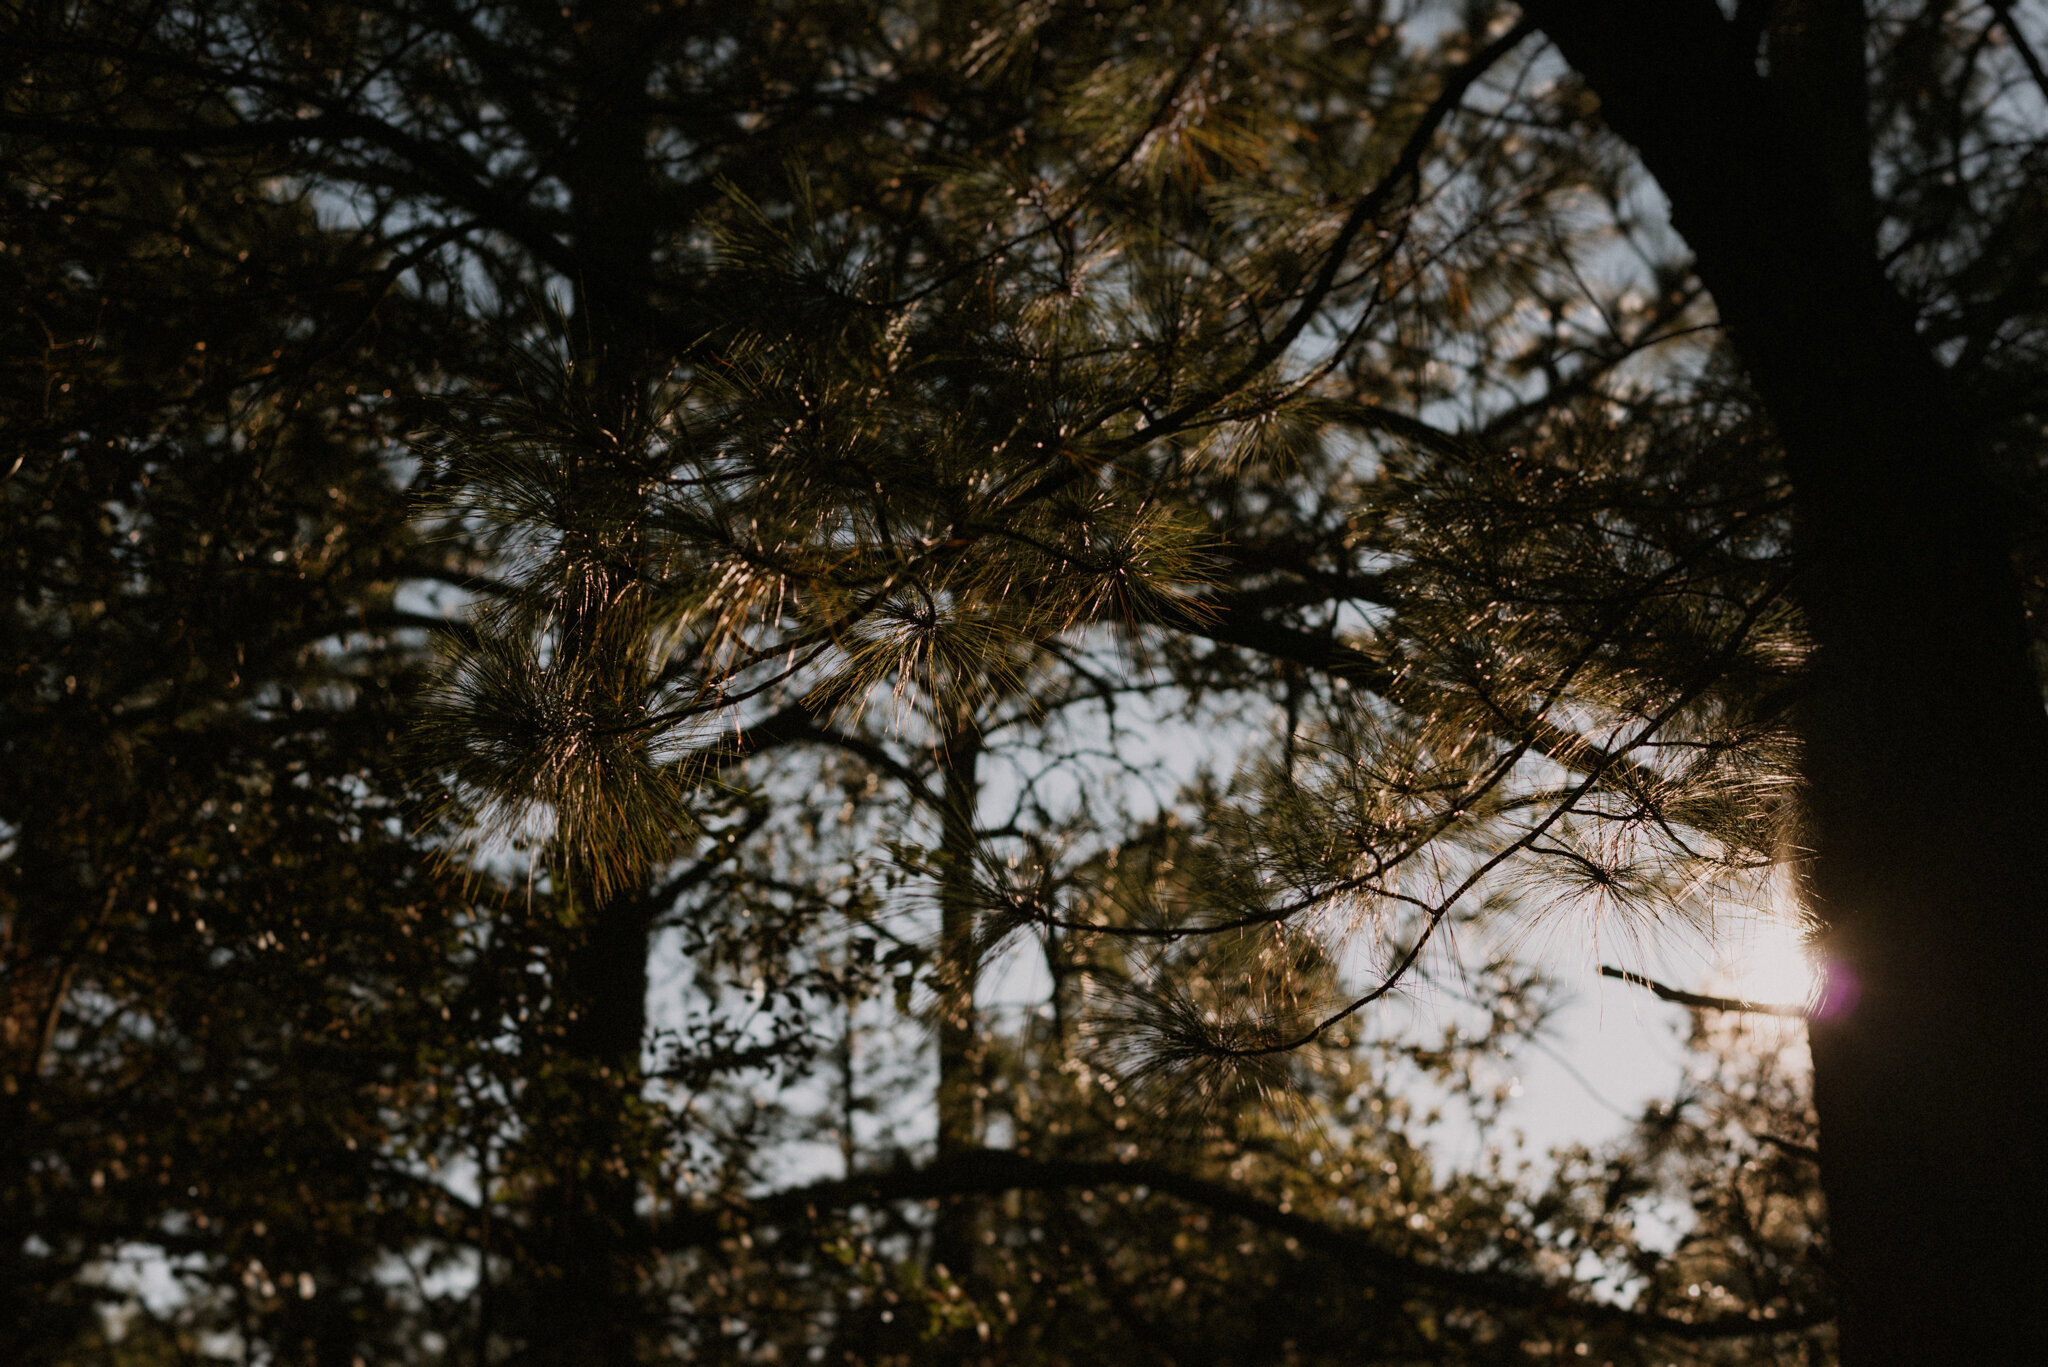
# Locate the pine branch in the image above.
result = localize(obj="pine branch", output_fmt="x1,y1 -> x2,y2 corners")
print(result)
663,1148 -> 1831,1340
1144,18 -> 1538,435
0,105 -> 580,278
1177,600 -> 1672,808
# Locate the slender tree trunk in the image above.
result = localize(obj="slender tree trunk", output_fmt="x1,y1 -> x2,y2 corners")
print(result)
932,728 -> 985,1290
1525,4 -> 2048,1360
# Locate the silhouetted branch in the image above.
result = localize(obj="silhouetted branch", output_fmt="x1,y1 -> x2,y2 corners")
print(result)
1760,1134 -> 1822,1164
661,1149 -> 1830,1341
1989,1 -> 2048,104
1600,964 -> 1809,1018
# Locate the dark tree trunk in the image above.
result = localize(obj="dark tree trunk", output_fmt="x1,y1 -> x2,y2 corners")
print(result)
521,7 -> 662,1363
932,729 -> 986,1292
525,887 -> 658,1367
1523,3 -> 2048,1361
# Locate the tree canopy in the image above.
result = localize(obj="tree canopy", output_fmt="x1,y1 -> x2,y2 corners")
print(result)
5,1 -> 2045,1364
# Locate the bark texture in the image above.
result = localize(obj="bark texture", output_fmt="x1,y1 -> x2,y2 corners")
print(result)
1522,3 -> 2048,1361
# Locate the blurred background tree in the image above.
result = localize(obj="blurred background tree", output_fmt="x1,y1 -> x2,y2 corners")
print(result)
5,0 -> 2043,1363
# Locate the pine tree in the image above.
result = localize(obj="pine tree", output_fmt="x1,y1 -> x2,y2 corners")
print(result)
0,53 -> 502,1360
10,0 -> 2045,1363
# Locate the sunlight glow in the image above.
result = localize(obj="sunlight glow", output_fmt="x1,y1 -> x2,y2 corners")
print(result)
1720,913 -> 1821,1009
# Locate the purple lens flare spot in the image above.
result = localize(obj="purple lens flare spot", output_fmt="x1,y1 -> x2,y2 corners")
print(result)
1812,959 -> 1860,1021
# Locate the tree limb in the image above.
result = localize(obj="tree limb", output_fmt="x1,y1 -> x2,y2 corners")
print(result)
1599,964 -> 1809,1018
661,1148 -> 1830,1341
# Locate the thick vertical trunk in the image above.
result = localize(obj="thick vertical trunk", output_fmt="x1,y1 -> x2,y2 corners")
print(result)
0,973 -> 49,1359
561,3 -> 658,396
0,835 -> 90,1358
1523,3 -> 2048,1360
525,887 -> 657,1367
521,6 -> 661,1363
